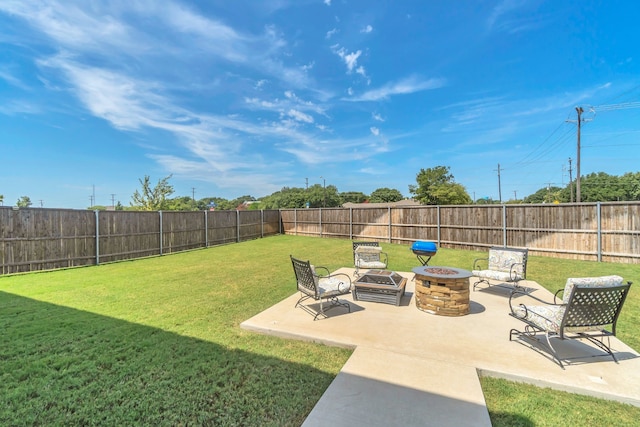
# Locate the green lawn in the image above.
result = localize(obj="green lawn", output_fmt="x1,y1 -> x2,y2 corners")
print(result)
1,235 -> 639,426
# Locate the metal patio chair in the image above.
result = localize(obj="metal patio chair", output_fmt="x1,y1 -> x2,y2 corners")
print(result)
290,255 -> 352,320
472,246 -> 528,292
509,275 -> 632,368
352,241 -> 388,277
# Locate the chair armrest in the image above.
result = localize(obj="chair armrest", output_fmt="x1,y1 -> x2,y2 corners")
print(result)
508,289 -> 559,314
473,257 -> 488,270
328,272 -> 352,292
508,262 -> 525,281
553,288 -> 564,304
380,251 -> 389,265
313,266 -> 331,277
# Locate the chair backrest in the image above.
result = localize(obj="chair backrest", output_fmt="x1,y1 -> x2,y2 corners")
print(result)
290,256 -> 319,298
561,275 -> 624,304
353,241 -> 380,264
487,247 -> 528,277
561,281 -> 631,334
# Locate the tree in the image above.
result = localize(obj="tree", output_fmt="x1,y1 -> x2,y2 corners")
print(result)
0,194 -> 4,206
130,175 -> 174,211
621,172 -> 640,201
340,191 -> 368,204
369,188 -> 403,203
259,187 -> 307,209
409,166 -> 471,205
167,196 -> 198,211
17,196 -> 32,207
577,172 -> 628,202
523,186 -> 563,204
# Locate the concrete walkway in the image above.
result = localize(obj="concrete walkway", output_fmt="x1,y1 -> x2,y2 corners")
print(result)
241,269 -> 640,426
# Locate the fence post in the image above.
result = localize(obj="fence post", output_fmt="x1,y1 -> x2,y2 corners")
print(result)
294,209 -> 297,235
437,206 -> 441,246
261,210 -> 264,238
349,207 -> 353,240
159,211 -> 163,255
204,210 -> 208,247
502,204 -> 507,247
236,210 -> 240,242
388,207 -> 392,243
95,210 -> 100,265
597,202 -> 602,262
319,208 -> 323,237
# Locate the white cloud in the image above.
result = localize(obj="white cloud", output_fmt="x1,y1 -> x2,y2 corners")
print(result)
324,0 -> 331,5
487,0 -> 543,34
361,25 -> 373,33
288,109 -> 314,123
370,127 -> 380,136
348,75 -> 446,101
372,112 -> 385,122
334,47 -> 362,73
343,51 -> 361,72
326,28 -> 338,39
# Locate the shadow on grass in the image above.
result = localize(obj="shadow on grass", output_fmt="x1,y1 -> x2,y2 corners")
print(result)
0,291 -> 336,426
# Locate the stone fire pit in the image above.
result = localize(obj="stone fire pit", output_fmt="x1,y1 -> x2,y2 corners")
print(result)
412,266 -> 472,316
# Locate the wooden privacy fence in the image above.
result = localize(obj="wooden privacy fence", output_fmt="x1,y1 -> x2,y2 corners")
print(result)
0,208 -> 280,275
281,202 -> 640,264
2,202 -> 639,275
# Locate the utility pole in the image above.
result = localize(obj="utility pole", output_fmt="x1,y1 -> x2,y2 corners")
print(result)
568,158 -> 573,203
494,163 -> 502,203
305,178 -> 309,208
566,107 -> 592,202
575,107 -> 583,202
513,190 -> 517,201
320,176 -> 326,207
545,182 -> 553,203
111,194 -> 116,208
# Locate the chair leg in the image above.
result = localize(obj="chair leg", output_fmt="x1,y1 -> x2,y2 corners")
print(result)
313,296 -> 351,321
578,333 -> 619,364
472,278 -> 489,291
510,326 -> 565,369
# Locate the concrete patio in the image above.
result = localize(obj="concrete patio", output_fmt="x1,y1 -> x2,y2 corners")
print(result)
241,268 -> 640,426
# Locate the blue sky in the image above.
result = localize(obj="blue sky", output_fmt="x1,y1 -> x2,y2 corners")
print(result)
1,1 -> 639,209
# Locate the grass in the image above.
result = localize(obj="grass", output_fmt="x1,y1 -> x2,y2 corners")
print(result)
1,234 -> 639,426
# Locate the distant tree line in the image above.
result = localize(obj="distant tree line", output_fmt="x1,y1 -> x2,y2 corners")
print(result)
521,172 -> 640,204
7,168 -> 639,211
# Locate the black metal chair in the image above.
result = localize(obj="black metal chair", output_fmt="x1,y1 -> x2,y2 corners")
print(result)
472,247 -> 528,292
352,241 -> 388,277
290,255 -> 352,320
509,275 -> 632,368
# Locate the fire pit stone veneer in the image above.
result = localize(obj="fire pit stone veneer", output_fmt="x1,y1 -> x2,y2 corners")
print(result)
412,266 -> 473,316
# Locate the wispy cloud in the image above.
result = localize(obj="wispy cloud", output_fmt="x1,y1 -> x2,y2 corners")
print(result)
372,112 -> 385,122
361,25 -> 373,34
347,75 -> 446,101
487,0 -> 546,34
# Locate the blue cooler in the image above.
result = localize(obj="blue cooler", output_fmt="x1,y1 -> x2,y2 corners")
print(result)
411,241 -> 437,265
